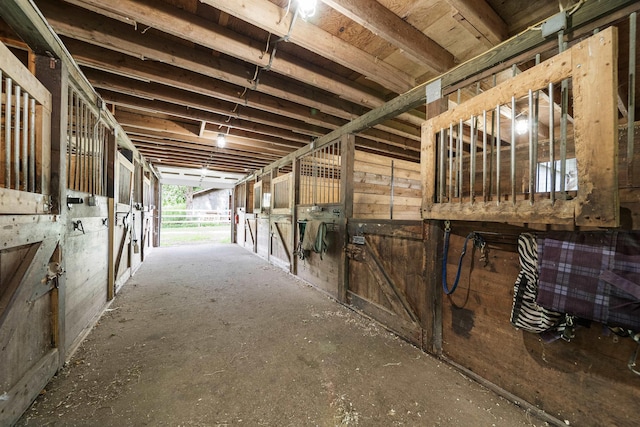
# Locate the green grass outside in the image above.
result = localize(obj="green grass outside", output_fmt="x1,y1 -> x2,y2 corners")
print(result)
160,224 -> 231,246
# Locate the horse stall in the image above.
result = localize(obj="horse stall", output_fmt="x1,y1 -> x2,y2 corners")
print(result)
0,33 -> 160,424
345,150 -> 426,347
420,27 -> 639,426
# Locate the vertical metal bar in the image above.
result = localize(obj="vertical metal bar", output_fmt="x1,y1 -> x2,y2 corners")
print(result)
549,82 -> 555,204
559,33 -> 568,195
2,74 -> 9,188
482,110 -> 488,202
496,104 -> 501,205
22,92 -> 28,191
528,89 -> 535,204
14,84 -> 21,189
89,113 -> 94,194
438,128 -> 445,203
67,88 -> 72,189
489,74 -> 497,197
458,119 -> 463,201
75,92 -> 81,191
510,95 -> 517,204
448,123 -> 453,202
628,12 -> 637,184
78,100 -> 84,192
29,97 -> 36,193
390,159 -> 395,219
470,116 -> 476,204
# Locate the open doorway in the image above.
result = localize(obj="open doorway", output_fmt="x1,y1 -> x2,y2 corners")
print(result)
160,184 -> 231,246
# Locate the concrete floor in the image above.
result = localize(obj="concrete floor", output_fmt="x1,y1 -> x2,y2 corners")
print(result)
17,244 -> 546,426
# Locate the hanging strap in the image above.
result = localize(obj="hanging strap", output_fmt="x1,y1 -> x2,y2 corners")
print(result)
442,220 -> 486,295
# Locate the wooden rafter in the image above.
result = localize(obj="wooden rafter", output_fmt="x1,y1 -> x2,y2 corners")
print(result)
320,0 -> 455,72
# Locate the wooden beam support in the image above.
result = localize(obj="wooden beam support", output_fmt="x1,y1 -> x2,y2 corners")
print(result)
198,0 -> 415,93
64,0 -> 414,94
102,92 -> 311,145
447,0 -> 508,47
320,0 -> 455,72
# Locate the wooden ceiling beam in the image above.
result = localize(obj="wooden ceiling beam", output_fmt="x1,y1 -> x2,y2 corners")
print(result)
87,69 -> 420,149
320,0 -> 454,72
37,2 -> 424,125
198,0 -> 415,94
63,37 -> 420,138
67,40 -> 420,141
446,0 -> 508,47
128,135 -> 283,163
101,91 -> 311,145
85,70 -> 328,137
63,0 -> 413,94
115,110 -> 304,153
134,142 -> 268,165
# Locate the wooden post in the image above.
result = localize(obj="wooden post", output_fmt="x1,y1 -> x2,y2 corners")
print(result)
339,134 -> 355,304
290,157 -> 298,274
34,54 -> 68,367
106,131 -> 117,300
422,98 -> 448,354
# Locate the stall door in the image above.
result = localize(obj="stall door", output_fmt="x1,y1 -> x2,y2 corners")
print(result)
346,221 -> 426,347
0,41 -> 61,425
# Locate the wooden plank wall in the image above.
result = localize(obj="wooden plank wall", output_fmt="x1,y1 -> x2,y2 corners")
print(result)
64,191 -> 109,354
436,220 -> 640,427
353,150 -> 421,220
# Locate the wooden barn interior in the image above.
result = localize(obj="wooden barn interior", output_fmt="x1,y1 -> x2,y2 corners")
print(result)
1,0 -> 640,425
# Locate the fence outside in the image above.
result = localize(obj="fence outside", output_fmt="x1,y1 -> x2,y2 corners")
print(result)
161,209 -> 231,228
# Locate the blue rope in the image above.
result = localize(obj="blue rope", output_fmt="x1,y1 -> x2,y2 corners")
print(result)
442,222 -> 484,295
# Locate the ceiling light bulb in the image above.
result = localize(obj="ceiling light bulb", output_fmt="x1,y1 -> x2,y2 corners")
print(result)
217,133 -> 226,148
515,118 -> 528,136
297,0 -> 316,19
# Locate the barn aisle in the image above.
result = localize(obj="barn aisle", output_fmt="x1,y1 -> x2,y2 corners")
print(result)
17,244 -> 540,426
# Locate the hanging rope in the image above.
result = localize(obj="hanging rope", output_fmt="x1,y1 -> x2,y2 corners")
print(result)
442,220 -> 487,295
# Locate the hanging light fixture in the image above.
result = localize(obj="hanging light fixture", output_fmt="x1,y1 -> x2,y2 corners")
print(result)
297,0 -> 316,19
217,133 -> 226,148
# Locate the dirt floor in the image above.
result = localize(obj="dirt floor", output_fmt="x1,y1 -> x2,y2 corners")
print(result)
17,244 -> 548,427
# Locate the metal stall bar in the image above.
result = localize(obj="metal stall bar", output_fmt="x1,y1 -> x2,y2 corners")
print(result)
495,104 -> 501,205
628,12 -> 637,184
13,84 -> 21,189
448,123 -> 453,202
532,55 -> 541,202
0,70 -> 11,188
559,34 -> 569,195
438,128 -> 445,203
29,97 -> 35,192
528,89 -> 535,204
458,118 -> 463,202
21,91 -> 28,191
549,82 -> 555,204
482,110 -> 488,202
470,115 -> 476,204
510,95 -> 516,204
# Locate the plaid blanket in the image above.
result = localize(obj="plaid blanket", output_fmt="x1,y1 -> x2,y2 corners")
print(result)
536,231 -> 640,330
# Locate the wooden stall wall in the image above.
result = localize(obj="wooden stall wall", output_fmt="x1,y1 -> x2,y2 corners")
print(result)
64,192 -> 110,354
419,28 -> 640,426
353,151 -> 421,220
436,220 -> 640,427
